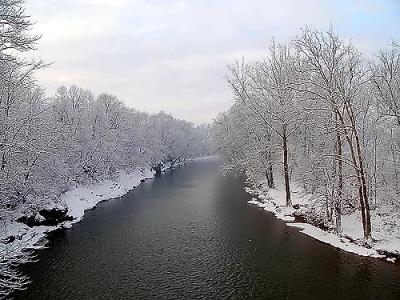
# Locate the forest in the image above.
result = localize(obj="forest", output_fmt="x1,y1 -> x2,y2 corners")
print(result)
212,28 -> 400,245
0,1 -> 210,297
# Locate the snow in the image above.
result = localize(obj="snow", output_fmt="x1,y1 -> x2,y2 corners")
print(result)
247,182 -> 310,223
287,223 -> 382,258
63,169 -> 154,222
2,167 -> 155,253
247,179 -> 400,263
3,222 -> 53,250
0,166 -> 156,299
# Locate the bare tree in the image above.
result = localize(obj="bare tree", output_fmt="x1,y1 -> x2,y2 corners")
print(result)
294,28 -> 373,239
373,43 -> 400,125
0,0 -> 41,57
227,43 -> 303,206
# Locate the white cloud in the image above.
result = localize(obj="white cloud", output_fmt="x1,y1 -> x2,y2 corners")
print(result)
26,0 -> 400,124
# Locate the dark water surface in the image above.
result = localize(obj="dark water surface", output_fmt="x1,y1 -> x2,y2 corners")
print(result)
14,160 -> 400,299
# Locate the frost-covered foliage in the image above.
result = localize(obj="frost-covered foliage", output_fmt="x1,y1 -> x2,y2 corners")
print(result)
0,3 -> 211,211
0,66 -> 211,215
212,27 -> 400,242
0,231 -> 33,298
0,0 -> 211,296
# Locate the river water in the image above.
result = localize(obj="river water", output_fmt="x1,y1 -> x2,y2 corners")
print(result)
14,160 -> 400,299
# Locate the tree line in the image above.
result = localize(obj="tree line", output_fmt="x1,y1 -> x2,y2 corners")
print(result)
0,0 -> 210,214
212,27 -> 400,241
0,1 -> 210,296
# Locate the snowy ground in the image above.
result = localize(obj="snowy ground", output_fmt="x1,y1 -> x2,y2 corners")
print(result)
63,168 -> 155,224
246,180 -> 400,263
1,167 -> 155,255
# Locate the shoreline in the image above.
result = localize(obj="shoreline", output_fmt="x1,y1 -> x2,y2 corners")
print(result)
2,157 -> 218,253
2,167 -> 156,253
0,157 -> 216,298
0,165 -> 160,298
245,181 -> 400,264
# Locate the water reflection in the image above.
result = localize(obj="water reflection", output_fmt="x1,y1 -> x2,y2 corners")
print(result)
14,160 -> 400,300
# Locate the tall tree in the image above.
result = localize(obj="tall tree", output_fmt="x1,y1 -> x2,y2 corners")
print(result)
294,28 -> 372,239
227,43 -> 303,206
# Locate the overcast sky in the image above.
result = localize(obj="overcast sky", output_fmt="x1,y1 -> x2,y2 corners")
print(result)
26,0 -> 400,124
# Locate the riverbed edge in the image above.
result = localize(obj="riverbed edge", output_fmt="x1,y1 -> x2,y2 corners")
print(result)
2,157 -> 218,251
1,157 -> 220,298
2,168 -> 154,252
245,184 -> 400,265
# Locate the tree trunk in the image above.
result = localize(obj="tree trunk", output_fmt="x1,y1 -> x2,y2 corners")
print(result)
334,112 -> 342,233
373,134 -> 377,206
283,126 -> 292,206
337,105 -> 372,240
1,152 -> 5,171
266,150 -> 275,188
354,132 -> 372,240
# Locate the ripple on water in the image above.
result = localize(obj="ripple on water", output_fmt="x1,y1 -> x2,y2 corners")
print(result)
14,161 -> 400,300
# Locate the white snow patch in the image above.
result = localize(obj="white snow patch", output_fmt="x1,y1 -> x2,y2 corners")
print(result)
248,182 -> 307,223
287,223 -> 382,258
63,168 -> 155,222
2,167 -> 155,253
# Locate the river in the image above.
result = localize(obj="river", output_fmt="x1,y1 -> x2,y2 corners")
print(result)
14,160 -> 400,299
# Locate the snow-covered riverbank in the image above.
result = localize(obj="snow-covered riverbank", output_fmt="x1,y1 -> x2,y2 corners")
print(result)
1,158 -> 217,297
1,157 -> 216,253
1,168 -> 155,253
0,166 -> 156,297
246,180 -> 400,264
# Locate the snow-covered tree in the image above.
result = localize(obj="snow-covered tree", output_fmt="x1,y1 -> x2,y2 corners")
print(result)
213,28 -> 400,242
